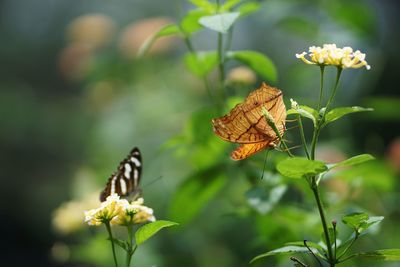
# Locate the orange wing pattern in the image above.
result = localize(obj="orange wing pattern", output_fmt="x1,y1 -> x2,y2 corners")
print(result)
212,82 -> 286,160
211,103 -> 269,144
230,140 -> 275,161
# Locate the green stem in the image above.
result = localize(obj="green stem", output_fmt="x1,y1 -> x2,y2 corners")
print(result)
105,222 -> 119,267
217,32 -> 225,97
297,115 -> 310,159
317,65 -> 325,111
304,240 -> 323,267
216,0 -> 226,102
126,225 -> 133,267
310,124 -> 321,160
325,67 -> 343,112
183,36 -> 195,53
332,222 -> 337,260
310,66 -> 326,159
338,254 -> 356,263
311,178 -> 335,267
224,27 -> 233,52
338,233 -> 359,261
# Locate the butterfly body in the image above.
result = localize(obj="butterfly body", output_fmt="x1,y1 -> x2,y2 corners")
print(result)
99,147 -> 142,202
212,83 -> 286,160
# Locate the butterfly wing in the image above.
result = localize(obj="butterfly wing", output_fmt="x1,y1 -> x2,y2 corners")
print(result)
212,103 -> 270,144
241,83 -> 286,137
230,140 -> 277,160
99,147 -> 142,202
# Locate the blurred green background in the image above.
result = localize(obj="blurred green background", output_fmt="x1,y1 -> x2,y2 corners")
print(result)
1,0 -> 400,266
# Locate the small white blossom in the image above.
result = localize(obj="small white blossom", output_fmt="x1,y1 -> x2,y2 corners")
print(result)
290,98 -> 299,110
111,198 -> 156,226
296,44 -> 370,70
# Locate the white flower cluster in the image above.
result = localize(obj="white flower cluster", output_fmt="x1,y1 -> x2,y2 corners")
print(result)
296,44 -> 370,70
84,194 -> 155,226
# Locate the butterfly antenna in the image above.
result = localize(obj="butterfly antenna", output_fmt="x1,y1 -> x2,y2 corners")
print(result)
260,149 -> 270,180
143,175 -> 163,188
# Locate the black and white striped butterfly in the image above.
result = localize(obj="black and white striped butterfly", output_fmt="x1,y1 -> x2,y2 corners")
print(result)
99,147 -> 142,202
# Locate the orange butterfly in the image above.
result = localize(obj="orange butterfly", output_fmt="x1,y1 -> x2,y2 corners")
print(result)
212,82 -> 286,160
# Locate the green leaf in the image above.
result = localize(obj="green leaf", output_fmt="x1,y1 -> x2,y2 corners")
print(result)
221,0 -> 241,11
135,220 -> 178,245
226,50 -> 277,82
190,0 -> 216,13
337,232 -> 357,257
342,212 -> 383,234
109,238 -> 128,251
323,106 -> 373,126
180,9 -> 208,35
342,212 -> 369,230
277,157 -> 327,179
199,12 -> 240,33
250,246 -> 319,263
138,24 -> 181,57
287,105 -> 318,126
348,249 -> 400,261
328,154 -> 375,170
365,216 -> 385,230
169,171 -> 227,225
285,241 -> 326,258
184,51 -> 218,78
237,2 -> 260,17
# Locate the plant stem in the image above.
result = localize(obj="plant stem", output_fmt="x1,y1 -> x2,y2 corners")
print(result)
334,225 -> 337,260
325,67 -> 343,112
217,32 -> 225,97
310,66 -> 326,159
308,66 -> 336,266
337,233 -> 359,261
311,178 -> 335,267
297,115 -> 310,159
310,122 -> 334,265
225,27 -> 234,52
105,222 -> 119,267
304,240 -> 323,267
317,65 -> 325,111
126,225 -> 133,267
183,36 -> 195,53
310,124 -> 321,160
216,0 -> 226,102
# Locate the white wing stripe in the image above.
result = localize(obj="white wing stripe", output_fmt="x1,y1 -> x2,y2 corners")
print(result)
120,179 -> 127,194
124,163 -> 132,179
130,157 -> 141,167
110,176 -> 117,194
133,169 -> 139,187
